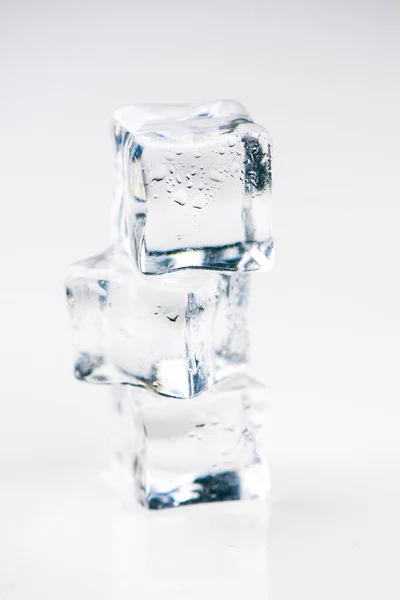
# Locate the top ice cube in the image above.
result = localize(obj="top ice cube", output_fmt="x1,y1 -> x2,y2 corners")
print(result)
113,100 -> 273,275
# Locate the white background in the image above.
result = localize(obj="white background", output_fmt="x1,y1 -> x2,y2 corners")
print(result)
0,0 -> 399,598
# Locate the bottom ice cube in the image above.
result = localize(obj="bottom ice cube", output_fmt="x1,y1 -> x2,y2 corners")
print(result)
111,375 -> 269,509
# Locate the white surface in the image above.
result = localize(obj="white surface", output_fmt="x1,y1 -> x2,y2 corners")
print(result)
1,0 -> 400,598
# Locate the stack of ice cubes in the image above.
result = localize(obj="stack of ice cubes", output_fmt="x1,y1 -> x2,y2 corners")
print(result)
66,100 -> 273,509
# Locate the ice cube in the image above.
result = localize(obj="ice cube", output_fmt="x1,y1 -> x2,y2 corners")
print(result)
113,100 -> 273,274
65,247 -> 249,398
111,374 -> 269,509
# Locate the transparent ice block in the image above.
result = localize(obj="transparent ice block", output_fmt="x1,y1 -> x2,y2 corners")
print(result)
111,375 -> 269,509
66,247 -> 249,398
113,100 -> 273,274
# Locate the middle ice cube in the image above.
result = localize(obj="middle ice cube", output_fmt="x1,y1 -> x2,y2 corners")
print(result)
66,247 -> 249,398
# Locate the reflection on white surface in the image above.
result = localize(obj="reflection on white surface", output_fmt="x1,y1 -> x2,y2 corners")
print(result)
112,500 -> 269,599
2,462 -> 400,599
0,469 -> 269,600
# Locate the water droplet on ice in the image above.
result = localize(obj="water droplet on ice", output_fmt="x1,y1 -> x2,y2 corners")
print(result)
166,312 -> 179,322
210,170 -> 224,183
194,151 -> 202,158
187,181 -> 193,188
192,194 -> 205,209
147,164 -> 169,182
172,189 -> 187,206
165,152 -> 175,161
176,174 -> 182,184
